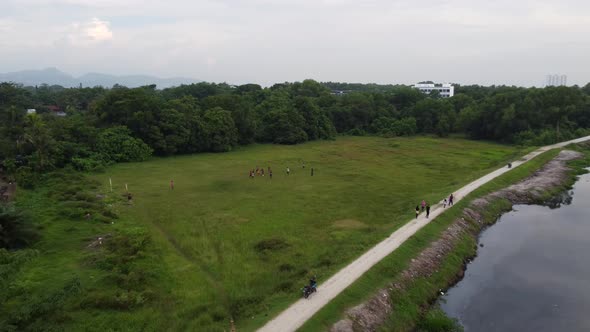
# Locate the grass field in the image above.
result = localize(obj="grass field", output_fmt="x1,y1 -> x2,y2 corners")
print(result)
4,136 -> 526,331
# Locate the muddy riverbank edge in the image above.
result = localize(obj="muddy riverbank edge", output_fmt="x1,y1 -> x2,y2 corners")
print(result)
330,147 -> 590,332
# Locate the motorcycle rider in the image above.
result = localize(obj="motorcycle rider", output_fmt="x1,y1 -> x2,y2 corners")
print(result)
309,276 -> 317,291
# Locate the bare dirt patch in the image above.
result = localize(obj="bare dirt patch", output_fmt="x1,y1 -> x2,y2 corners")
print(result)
330,150 -> 583,332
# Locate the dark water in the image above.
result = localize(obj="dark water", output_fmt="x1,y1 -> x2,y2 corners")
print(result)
441,171 -> 590,332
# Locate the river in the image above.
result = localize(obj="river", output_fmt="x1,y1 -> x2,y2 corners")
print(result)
440,171 -> 590,332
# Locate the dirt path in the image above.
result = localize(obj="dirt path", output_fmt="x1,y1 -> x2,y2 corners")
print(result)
256,135 -> 590,332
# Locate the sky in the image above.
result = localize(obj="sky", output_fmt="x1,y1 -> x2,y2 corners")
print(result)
0,0 -> 589,86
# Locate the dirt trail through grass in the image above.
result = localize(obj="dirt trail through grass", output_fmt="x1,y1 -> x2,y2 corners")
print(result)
257,135 -> 590,332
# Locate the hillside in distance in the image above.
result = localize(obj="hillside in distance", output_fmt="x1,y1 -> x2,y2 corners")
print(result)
0,67 -> 200,88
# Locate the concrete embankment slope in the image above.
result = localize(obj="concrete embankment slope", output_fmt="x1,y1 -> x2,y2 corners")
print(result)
257,135 -> 590,332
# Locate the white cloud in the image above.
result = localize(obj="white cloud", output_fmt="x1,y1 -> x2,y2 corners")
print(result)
67,18 -> 113,45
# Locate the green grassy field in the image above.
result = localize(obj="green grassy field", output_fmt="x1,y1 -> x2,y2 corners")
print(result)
4,136 -> 526,331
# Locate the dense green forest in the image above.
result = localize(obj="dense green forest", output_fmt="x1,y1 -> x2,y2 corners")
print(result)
1,79 -> 590,186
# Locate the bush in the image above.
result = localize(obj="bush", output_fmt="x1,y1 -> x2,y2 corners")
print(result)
71,155 -> 109,172
14,167 -> 38,189
370,117 -> 417,137
97,126 -> 153,162
347,128 -> 366,136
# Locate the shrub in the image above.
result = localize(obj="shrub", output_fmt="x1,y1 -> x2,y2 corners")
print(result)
347,128 -> 366,136
97,126 -> 153,162
71,155 -> 108,172
14,167 -> 38,189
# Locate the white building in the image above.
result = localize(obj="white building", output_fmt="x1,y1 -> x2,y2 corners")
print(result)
26,109 -> 36,114
412,82 -> 454,98
545,74 -> 567,87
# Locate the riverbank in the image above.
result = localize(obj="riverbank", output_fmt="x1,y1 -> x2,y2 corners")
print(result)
441,169 -> 590,331
327,144 -> 590,332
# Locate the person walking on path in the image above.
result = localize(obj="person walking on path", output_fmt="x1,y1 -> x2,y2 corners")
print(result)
415,205 -> 420,219
311,167 -> 314,176
170,179 -> 174,190
421,199 -> 426,212
443,198 -> 447,208
426,203 -> 431,218
449,193 -> 454,206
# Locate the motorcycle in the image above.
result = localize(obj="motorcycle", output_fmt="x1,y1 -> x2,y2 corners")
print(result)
302,285 -> 316,299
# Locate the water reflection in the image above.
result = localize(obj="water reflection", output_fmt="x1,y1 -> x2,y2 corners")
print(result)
440,172 -> 590,332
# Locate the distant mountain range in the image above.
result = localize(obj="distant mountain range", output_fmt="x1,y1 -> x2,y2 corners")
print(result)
0,67 -> 200,88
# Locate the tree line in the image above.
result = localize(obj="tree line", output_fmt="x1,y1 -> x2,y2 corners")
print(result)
1,80 -> 590,186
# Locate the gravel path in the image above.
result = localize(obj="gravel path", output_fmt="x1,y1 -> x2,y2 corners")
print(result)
257,136 -> 590,332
